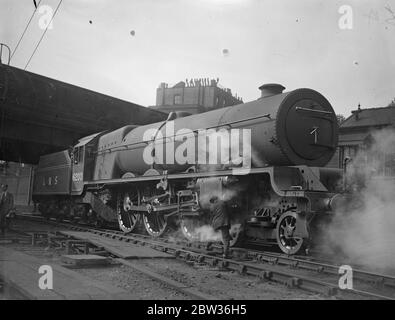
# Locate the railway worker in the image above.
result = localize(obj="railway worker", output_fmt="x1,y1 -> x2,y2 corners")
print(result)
209,195 -> 232,259
0,184 -> 14,234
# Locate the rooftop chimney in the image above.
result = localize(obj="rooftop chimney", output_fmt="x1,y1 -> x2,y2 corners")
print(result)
259,83 -> 285,98
351,103 -> 362,121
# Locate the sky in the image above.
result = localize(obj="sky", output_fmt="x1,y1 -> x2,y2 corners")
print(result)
1,0 -> 394,117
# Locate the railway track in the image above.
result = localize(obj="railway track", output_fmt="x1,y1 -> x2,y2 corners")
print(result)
10,213 -> 395,300
4,217 -> 219,300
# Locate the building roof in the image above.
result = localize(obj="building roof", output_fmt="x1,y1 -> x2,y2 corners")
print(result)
341,106 -> 395,128
339,105 -> 395,146
338,132 -> 370,146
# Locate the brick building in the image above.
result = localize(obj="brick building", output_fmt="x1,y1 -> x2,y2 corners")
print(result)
150,78 -> 243,115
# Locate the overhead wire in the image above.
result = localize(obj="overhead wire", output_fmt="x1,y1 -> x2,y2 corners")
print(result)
24,0 -> 63,70
10,0 -> 43,62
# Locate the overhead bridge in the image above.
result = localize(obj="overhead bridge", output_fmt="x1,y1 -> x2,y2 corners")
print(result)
0,63 -> 166,164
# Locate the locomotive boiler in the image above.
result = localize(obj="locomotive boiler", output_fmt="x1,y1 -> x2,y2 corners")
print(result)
32,83 -> 341,254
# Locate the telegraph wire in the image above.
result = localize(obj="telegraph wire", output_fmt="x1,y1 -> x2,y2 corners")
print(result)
10,0 -> 42,62
24,0 -> 63,70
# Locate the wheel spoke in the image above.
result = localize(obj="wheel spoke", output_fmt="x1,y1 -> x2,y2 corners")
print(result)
118,191 -> 139,233
143,212 -> 167,237
276,213 -> 304,255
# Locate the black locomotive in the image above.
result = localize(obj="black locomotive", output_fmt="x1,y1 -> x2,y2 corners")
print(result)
32,83 -> 342,254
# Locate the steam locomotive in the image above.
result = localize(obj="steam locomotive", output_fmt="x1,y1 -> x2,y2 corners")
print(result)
32,83 -> 342,254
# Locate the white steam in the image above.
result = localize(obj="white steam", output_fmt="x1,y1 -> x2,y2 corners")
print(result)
194,225 -> 223,242
324,128 -> 395,273
193,223 -> 241,242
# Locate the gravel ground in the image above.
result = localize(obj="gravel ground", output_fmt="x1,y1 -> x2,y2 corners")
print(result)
77,264 -> 192,300
116,258 -> 325,300
0,280 -> 26,300
74,260 -> 326,300
1,218 -> 328,300
1,242 -> 326,300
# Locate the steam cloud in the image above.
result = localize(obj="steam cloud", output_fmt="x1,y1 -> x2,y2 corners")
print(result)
194,225 -> 223,242
192,223 -> 241,242
323,128 -> 395,274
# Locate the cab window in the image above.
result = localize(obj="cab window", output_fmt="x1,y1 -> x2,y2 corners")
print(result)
73,146 -> 84,164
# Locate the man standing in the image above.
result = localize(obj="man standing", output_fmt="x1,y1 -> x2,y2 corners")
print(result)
209,195 -> 232,258
0,184 -> 14,234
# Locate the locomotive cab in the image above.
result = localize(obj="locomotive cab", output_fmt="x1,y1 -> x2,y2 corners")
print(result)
71,132 -> 103,195
71,145 -> 84,194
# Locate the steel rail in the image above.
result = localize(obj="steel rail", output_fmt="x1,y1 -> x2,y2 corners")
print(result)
15,214 -> 395,300
8,216 -> 218,300
246,250 -> 395,290
68,225 -> 394,300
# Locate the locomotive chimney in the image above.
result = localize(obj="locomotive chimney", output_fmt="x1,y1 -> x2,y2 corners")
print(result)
259,83 -> 285,98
